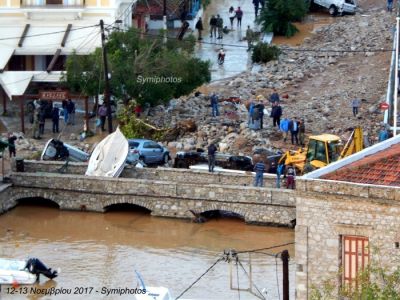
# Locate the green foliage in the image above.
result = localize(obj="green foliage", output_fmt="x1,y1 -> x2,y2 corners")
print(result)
251,43 -> 280,63
118,101 -> 166,140
257,0 -> 308,37
64,28 -> 210,107
310,265 -> 400,300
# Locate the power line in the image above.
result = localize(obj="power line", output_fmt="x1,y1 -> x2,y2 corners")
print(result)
175,256 -> 223,300
237,242 -> 295,254
0,24 -> 99,42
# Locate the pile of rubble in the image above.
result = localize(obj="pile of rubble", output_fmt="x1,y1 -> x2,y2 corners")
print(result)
148,10 -> 394,155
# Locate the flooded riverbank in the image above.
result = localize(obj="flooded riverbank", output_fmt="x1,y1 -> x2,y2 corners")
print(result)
0,203 -> 294,299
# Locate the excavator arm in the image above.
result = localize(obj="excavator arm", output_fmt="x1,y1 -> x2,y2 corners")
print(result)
339,127 -> 363,159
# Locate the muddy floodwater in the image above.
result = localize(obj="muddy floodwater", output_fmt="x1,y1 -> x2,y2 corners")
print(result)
0,203 -> 294,300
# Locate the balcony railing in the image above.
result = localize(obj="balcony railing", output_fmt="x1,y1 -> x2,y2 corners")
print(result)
20,0 -> 85,8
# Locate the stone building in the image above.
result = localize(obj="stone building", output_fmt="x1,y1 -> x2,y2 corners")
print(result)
295,135 -> 400,299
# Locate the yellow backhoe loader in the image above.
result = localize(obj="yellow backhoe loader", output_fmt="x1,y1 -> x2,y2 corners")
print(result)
278,127 -> 364,174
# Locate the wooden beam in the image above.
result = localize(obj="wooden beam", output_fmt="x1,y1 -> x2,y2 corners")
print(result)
46,49 -> 61,73
18,24 -> 30,47
61,24 -> 72,47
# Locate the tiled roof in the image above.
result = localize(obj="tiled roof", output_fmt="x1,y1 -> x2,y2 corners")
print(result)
322,143 -> 400,186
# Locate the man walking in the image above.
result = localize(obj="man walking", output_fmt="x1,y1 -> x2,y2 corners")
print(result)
236,7 -> 243,27
66,99 -> 75,125
98,104 -> 108,132
216,15 -> 223,39
195,17 -> 203,40
253,159 -> 265,187
276,163 -> 285,188
209,15 -> 217,38
289,117 -> 299,145
286,164 -> 296,189
210,93 -> 219,117
269,89 -> 280,104
8,133 -> 17,158
246,26 -> 254,51
351,98 -> 360,117
253,0 -> 260,18
208,143 -> 217,172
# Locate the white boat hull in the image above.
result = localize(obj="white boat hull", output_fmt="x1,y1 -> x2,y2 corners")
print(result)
85,127 -> 129,177
0,259 -> 36,285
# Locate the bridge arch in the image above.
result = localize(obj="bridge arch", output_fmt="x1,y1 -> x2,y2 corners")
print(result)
102,198 -> 154,213
9,190 -> 61,209
195,203 -> 247,221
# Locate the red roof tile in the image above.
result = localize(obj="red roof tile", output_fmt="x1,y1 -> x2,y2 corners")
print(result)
322,144 -> 400,186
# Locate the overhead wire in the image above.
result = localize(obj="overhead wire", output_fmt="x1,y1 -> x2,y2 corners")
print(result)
175,256 -> 223,300
237,242 -> 295,254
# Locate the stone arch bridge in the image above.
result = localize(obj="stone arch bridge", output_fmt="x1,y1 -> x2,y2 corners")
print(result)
0,161 -> 295,226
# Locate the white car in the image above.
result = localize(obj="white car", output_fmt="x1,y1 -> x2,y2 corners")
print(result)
312,0 -> 357,16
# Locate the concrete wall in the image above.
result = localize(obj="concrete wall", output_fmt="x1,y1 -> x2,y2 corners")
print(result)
295,179 -> 400,299
6,161 -> 295,225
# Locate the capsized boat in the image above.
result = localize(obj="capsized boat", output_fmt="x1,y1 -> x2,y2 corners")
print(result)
85,127 -> 129,177
0,258 -> 58,285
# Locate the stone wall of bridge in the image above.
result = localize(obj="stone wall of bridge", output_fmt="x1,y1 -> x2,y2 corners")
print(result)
6,165 -> 295,225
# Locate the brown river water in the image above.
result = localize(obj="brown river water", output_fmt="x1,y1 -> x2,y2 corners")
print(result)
0,203 -> 294,300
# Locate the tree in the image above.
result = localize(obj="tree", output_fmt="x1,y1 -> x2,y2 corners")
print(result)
256,0 -> 308,37
251,43 -> 280,63
310,265 -> 400,300
64,28 -> 210,106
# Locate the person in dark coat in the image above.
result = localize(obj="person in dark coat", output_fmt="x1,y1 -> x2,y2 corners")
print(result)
270,102 -> 282,127
207,143 -> 217,172
52,106 -> 60,133
66,99 -> 75,125
195,17 -> 204,40
216,15 -> 223,39
235,7 -> 243,27
8,133 -> 17,158
209,15 -> 217,38
38,108 -> 46,135
253,0 -> 260,18
289,117 -> 299,145
253,159 -> 265,187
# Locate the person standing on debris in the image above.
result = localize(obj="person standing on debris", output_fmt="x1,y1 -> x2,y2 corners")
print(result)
256,96 -> 265,129
248,100 -> 255,126
351,97 -> 361,117
298,118 -> 306,146
246,26 -> 254,51
207,143 -> 217,172
8,133 -> 17,158
195,17 -> 203,40
229,7 -> 236,29
270,102 -> 282,127
269,89 -> 280,104
289,117 -> 299,145
280,117 -> 290,142
210,93 -> 219,117
235,7 -> 243,27
253,159 -> 266,187
209,15 -> 217,38
52,106 -> 60,133
98,104 -> 108,132
216,15 -> 223,39
286,164 -> 296,189
378,125 -> 389,142
387,0 -> 393,11
276,163 -> 285,188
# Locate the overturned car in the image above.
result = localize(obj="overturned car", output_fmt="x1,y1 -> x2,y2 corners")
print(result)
174,148 -> 283,174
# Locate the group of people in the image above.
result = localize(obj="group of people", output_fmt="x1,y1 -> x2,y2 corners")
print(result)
253,159 -> 296,189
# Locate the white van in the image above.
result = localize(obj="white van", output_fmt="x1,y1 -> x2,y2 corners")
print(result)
312,0 -> 357,16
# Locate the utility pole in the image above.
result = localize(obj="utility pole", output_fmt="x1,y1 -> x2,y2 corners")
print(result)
163,0 -> 167,43
281,250 -> 289,300
99,19 -> 113,133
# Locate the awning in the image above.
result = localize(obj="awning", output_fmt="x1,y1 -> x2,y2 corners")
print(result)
0,71 -> 63,99
0,47 -> 15,71
0,23 -> 101,56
